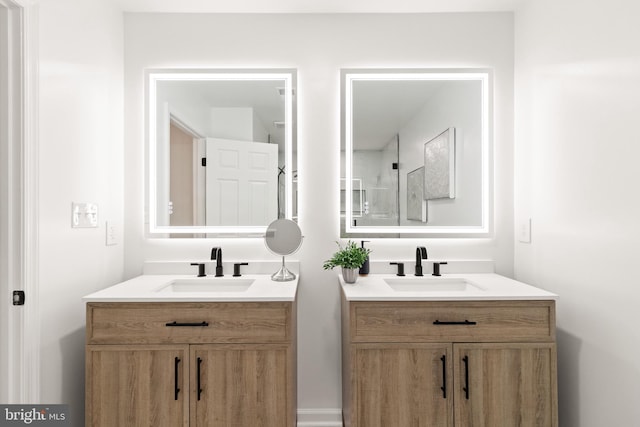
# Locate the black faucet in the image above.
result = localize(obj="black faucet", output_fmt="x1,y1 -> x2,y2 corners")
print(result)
190,263 -> 206,277
211,247 -> 224,277
432,261 -> 448,277
390,262 -> 405,276
415,246 -> 428,276
233,262 -> 249,277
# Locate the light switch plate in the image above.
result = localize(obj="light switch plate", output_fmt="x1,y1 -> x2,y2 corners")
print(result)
72,202 -> 98,228
106,221 -> 118,246
518,218 -> 531,243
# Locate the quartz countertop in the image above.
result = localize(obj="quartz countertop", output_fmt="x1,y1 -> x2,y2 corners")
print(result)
82,274 -> 298,302
340,273 -> 558,301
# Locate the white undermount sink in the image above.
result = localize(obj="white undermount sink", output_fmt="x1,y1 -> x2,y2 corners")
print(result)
384,277 -> 485,292
155,278 -> 255,293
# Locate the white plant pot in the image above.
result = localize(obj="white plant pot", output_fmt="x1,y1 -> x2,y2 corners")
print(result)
341,267 -> 359,284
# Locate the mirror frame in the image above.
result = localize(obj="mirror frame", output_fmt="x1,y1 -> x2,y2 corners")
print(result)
146,68 -> 297,236
341,68 -> 492,237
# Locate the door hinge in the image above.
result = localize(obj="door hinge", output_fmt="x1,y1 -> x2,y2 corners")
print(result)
12,290 -> 25,305
201,157 -> 207,167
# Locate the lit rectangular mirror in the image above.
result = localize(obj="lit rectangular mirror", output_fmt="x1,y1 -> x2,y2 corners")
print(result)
147,69 -> 297,237
341,69 -> 491,237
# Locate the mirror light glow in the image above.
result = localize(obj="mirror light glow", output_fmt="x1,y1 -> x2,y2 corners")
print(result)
147,70 -> 295,235
343,70 -> 491,236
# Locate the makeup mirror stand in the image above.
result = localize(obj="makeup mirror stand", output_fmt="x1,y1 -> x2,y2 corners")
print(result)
271,256 -> 296,282
264,218 -> 303,282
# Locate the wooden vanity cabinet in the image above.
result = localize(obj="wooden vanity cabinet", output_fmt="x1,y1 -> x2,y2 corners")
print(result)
86,344 -> 189,426
86,301 -> 296,427
341,296 -> 558,427
453,342 -> 556,427
351,343 -> 453,426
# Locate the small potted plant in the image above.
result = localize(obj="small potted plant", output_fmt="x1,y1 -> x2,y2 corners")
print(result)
323,240 -> 372,284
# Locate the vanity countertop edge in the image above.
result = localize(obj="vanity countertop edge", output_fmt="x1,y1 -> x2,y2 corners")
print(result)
339,273 -> 558,301
82,274 -> 298,302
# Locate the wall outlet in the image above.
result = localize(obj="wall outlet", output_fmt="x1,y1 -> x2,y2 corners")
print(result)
518,218 -> 531,243
106,221 -> 118,246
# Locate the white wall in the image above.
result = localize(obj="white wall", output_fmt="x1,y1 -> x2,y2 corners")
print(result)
38,0 -> 124,425
157,83 -> 211,136
210,107 -> 254,140
514,0 -> 640,425
123,12 -> 514,419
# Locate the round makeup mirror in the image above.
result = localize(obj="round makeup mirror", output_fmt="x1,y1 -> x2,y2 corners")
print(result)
265,219 -> 302,281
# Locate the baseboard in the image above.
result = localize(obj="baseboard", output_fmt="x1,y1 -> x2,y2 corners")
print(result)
297,408 -> 343,427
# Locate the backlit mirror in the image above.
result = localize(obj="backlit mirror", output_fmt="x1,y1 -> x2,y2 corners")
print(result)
341,69 -> 491,237
147,69 -> 297,236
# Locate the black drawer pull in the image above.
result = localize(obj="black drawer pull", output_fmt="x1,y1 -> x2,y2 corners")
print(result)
433,320 -> 477,326
165,321 -> 209,327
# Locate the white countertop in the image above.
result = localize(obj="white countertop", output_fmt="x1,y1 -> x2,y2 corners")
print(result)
340,273 -> 558,301
82,274 -> 298,302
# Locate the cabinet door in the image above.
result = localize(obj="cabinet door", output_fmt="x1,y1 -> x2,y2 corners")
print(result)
86,345 -> 189,427
352,343 -> 453,427
191,344 -> 293,427
454,343 -> 557,427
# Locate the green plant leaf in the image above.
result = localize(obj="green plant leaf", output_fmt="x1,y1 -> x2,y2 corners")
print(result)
323,240 -> 372,270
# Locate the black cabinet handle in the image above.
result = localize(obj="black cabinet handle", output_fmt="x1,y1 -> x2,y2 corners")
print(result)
463,355 -> 470,400
433,320 -> 477,326
165,321 -> 209,327
197,357 -> 203,401
440,355 -> 447,399
174,357 -> 181,400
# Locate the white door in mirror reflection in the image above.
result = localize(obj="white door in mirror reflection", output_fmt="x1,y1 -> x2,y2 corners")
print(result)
205,138 -> 278,226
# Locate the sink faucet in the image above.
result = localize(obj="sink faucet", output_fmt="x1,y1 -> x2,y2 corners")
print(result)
415,246 -> 428,276
432,261 -> 448,277
233,262 -> 249,277
390,262 -> 405,276
190,263 -> 206,277
211,247 -> 224,277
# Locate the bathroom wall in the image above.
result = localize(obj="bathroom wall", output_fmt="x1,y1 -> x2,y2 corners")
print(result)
514,0 -> 640,425
123,12 -> 514,422
37,0 -> 124,424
